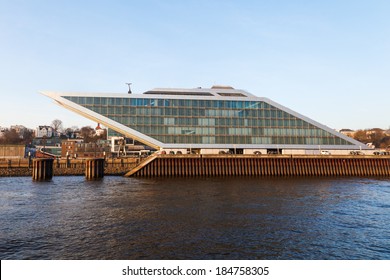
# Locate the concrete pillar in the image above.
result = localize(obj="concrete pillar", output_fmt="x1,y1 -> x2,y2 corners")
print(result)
32,158 -> 54,181
85,158 -> 105,180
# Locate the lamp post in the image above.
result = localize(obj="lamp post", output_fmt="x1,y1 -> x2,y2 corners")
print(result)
28,151 -> 31,168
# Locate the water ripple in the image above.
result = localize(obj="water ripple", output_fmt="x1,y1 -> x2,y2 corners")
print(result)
0,176 -> 389,259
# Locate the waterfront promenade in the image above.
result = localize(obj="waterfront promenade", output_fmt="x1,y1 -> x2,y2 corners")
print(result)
0,157 -> 139,176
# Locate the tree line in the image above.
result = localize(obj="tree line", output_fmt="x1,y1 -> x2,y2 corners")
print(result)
0,129 -> 34,145
352,129 -> 390,149
0,119 -> 106,145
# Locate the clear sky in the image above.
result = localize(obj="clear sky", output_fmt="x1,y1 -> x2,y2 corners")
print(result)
0,0 -> 389,131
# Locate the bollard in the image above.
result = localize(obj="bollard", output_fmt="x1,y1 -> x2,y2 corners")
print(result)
32,158 -> 54,181
28,154 -> 32,168
66,155 -> 70,168
85,158 -> 105,180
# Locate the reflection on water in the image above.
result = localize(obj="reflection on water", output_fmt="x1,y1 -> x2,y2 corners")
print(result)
0,176 -> 389,259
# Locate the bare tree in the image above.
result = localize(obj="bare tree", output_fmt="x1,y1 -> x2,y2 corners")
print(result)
353,130 -> 368,143
0,129 -> 22,144
64,127 -> 74,138
380,136 -> 390,149
22,130 -> 34,144
80,126 -> 95,143
51,119 -> 63,133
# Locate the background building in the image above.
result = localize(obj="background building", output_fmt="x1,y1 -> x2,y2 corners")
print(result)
61,139 -> 110,158
35,126 -> 54,138
339,129 -> 356,138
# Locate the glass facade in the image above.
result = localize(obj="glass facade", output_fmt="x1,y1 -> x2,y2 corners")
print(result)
63,96 -> 354,146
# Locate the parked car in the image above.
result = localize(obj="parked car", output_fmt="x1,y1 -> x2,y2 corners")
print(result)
320,150 -> 331,155
350,151 -> 365,155
373,151 -> 390,156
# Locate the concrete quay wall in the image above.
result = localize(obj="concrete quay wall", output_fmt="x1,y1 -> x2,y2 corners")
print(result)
0,165 -> 138,177
0,157 -> 139,177
0,145 -> 25,158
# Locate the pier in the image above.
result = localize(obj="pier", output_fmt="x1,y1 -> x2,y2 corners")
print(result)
125,154 -> 390,177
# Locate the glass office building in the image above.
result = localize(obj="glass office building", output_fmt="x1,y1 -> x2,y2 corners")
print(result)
42,86 -> 367,153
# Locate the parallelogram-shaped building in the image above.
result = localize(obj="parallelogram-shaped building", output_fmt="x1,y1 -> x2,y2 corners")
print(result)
42,85 -> 368,155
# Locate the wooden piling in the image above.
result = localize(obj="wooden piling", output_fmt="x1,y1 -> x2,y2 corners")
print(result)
85,158 -> 105,180
32,158 -> 54,181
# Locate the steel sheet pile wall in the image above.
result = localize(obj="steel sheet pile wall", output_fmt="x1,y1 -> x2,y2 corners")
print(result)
132,156 -> 390,177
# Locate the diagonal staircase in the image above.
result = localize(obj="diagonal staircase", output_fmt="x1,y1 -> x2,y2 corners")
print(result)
124,153 -> 158,177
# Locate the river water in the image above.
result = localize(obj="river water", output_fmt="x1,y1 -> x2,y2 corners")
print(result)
0,176 -> 389,259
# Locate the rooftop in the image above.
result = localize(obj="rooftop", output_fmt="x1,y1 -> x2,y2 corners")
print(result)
141,86 -> 254,98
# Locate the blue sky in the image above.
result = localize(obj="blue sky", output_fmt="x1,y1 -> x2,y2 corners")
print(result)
0,0 -> 389,130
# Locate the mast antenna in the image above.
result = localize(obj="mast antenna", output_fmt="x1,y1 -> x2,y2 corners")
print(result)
126,83 -> 132,94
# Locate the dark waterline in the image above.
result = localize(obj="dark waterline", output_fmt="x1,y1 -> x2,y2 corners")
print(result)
0,176 -> 389,259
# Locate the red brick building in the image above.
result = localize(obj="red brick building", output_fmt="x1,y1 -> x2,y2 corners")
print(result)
61,139 -> 110,158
